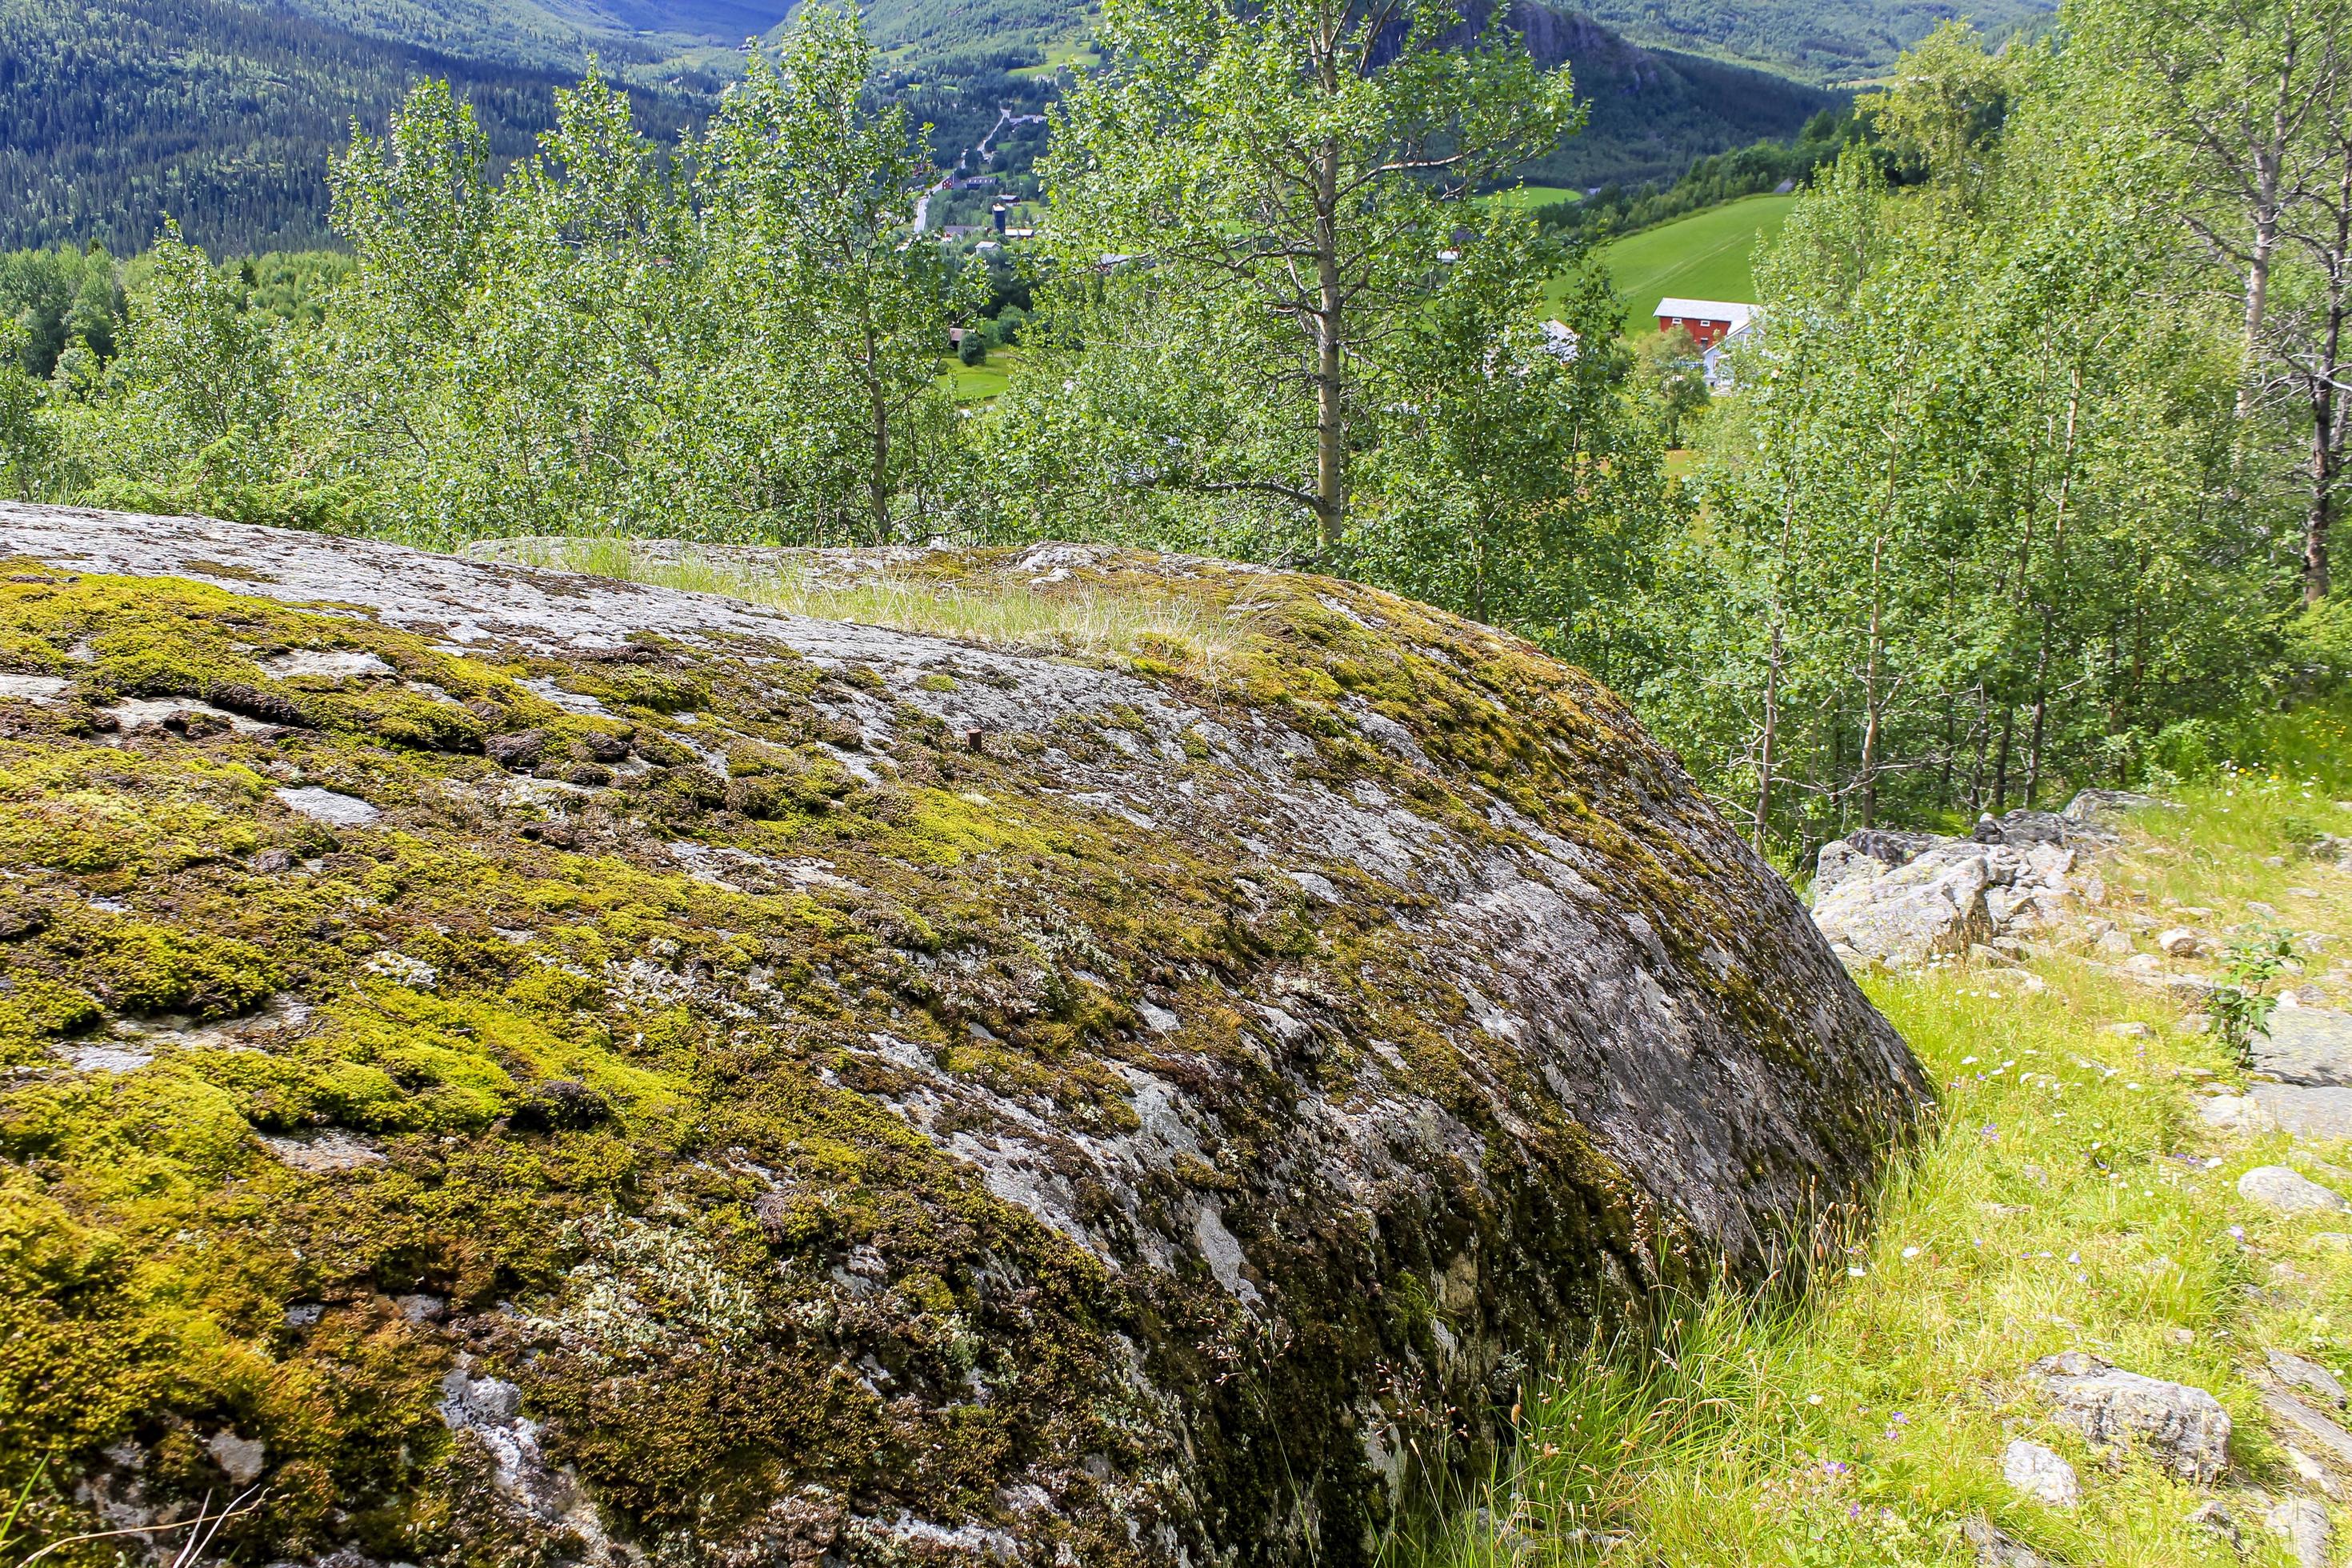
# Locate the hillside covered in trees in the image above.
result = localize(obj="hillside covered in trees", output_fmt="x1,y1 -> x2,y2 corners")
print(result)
0,0 -> 1838,253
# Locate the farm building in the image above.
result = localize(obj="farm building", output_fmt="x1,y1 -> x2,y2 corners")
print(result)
1654,298 -> 1755,348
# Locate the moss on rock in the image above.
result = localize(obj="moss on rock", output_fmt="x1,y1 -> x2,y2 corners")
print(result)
0,510 -> 1927,1567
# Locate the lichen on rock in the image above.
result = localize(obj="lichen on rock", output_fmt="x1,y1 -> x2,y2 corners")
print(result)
0,505 -> 1928,1566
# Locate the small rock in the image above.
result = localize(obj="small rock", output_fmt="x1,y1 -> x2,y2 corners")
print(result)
284,1301 -> 326,1327
486,730 -> 549,770
2186,1498 -> 2242,1548
2254,1008 -> 2352,1087
2239,1166 -> 2349,1214
253,847 -> 295,874
2265,1496 -> 2332,1568
2285,1444 -> 2340,1498
2250,901 -> 2281,918
579,728 -> 634,763
1960,1518 -> 2047,1567
2246,1086 -> 2352,1139
162,707 -> 234,739
2158,927 -> 2205,958
206,1429 -> 266,1485
2268,1349 -> 2347,1407
2030,1351 -> 2231,1482
259,1130 -> 386,1173
2265,1389 -> 2352,1468
2095,930 -> 2135,955
2202,1094 -> 2254,1130
2106,1022 -> 2154,1040
273,785 -> 381,827
2002,1438 -> 2079,1506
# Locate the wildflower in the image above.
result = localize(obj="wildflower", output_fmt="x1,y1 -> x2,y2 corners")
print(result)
1901,1246 -> 1921,1259
1807,1394 -> 1823,1406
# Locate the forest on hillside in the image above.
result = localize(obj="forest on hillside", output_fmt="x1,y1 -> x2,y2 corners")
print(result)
0,0 -> 1839,254
0,0 -> 2342,858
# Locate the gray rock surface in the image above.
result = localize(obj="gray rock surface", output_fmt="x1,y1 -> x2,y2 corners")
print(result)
2269,1349 -> 2348,1408
1960,1518 -> 2047,1566
2001,1438 -> 2079,1506
2265,1497 -> 2333,1568
2240,1166 -> 2350,1214
2254,1006 -> 2352,1087
2266,1390 -> 2352,1468
2030,1352 -> 2231,1482
1810,818 -> 2106,970
0,506 -> 1931,1567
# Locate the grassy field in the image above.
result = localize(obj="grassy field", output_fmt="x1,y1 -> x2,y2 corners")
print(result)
1481,183 -> 1583,210
939,346 -> 1024,402
1558,193 -> 1796,336
1402,732 -> 2352,1566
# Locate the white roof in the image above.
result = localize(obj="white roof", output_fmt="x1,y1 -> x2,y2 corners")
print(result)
1654,298 -> 1755,328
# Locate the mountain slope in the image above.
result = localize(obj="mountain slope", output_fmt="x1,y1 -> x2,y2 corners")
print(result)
1498,4 -> 1843,188
0,0 -> 710,254
1574,0 -> 2055,81
0,0 -> 1838,256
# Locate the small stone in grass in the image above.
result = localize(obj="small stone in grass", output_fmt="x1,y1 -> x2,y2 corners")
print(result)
2106,1021 -> 2154,1039
1961,1518 -> 2047,1566
2268,1349 -> 2347,1408
2002,1439 -> 2078,1506
2239,1166 -> 2350,1214
2266,1497 -> 2332,1568
2030,1352 -> 2232,1482
2186,1500 -> 2242,1550
2285,1444 -> 2340,1498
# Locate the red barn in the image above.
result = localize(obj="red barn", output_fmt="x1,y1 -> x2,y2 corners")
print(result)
1654,297 -> 1756,348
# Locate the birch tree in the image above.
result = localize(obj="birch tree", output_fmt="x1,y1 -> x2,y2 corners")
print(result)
1042,0 -> 1578,546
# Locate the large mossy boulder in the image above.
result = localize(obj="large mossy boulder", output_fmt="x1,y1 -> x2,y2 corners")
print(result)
0,506 -> 1926,1566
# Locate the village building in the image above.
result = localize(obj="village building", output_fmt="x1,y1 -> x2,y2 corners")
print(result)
1653,297 -> 1754,348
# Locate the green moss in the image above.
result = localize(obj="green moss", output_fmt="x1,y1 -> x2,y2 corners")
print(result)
0,554 -> 1903,1568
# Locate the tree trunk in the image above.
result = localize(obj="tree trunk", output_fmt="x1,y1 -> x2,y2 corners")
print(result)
864,323 -> 891,545
1314,137 -> 1346,548
2304,140 -> 2350,604
1859,533 -> 1884,830
1754,485 -> 1796,850
1992,708 -> 2014,816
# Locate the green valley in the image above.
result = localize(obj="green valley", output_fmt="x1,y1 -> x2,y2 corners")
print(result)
1567,192 -> 1794,334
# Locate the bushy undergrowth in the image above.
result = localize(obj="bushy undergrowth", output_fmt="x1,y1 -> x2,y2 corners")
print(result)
1402,758 -> 2352,1565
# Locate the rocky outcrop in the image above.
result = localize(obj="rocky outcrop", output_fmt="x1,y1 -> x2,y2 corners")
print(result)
0,506 -> 1926,1567
1809,801 -> 2146,969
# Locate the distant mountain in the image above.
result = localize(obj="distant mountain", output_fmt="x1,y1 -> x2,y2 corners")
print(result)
1484,2 -> 1845,188
0,0 -> 1841,257
1570,0 -> 2056,81
0,0 -> 718,254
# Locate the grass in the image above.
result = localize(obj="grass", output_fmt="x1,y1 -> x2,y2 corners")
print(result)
1563,194 -> 1795,336
940,348 -> 1021,402
1010,36 -> 1100,76
1399,753 -> 2352,1566
494,535 -> 1250,674
1481,183 -> 1583,210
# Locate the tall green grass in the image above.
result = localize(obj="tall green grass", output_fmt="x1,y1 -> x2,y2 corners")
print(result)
1401,768 -> 2352,1566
